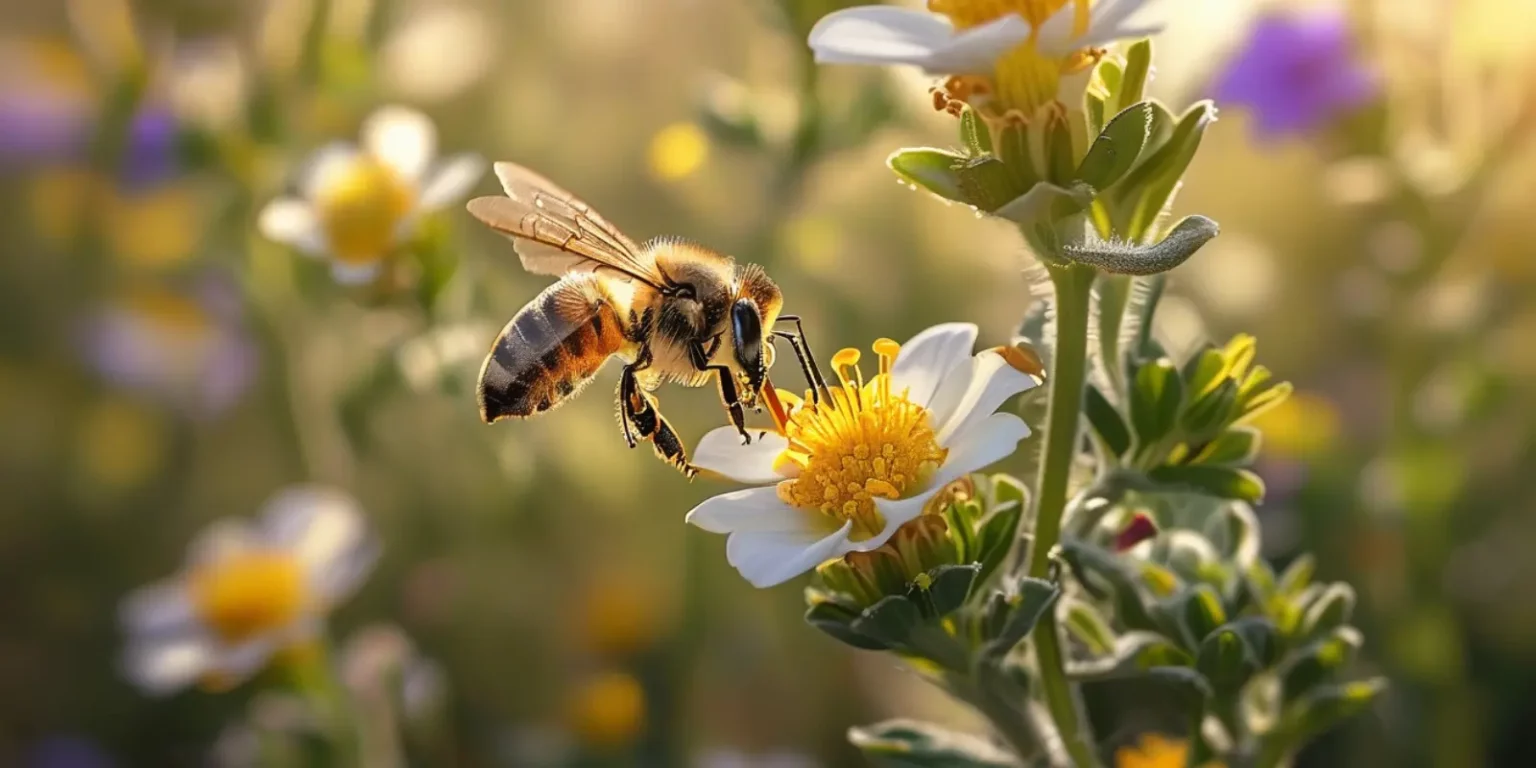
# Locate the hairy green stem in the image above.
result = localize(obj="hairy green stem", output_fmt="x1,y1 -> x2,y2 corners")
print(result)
1027,262 -> 1098,768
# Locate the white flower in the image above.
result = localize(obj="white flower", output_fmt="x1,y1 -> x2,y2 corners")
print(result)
686,323 -> 1040,588
808,0 -> 1160,115
119,486 -> 379,696
257,105 -> 485,284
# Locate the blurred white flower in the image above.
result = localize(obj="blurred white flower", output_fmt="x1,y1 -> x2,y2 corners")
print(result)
687,323 -> 1038,588
119,486 -> 379,696
258,105 -> 484,284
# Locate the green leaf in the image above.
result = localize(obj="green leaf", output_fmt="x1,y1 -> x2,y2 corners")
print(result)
1191,427 -> 1261,467
918,564 -> 980,618
1149,465 -> 1266,503
1063,598 -> 1117,655
982,577 -> 1062,657
993,181 -> 1086,231
1181,379 -> 1240,442
957,155 -> 1027,213
1086,384 -> 1133,460
1281,627 -> 1363,701
848,719 -> 1017,768
1117,40 -> 1153,113
1067,631 -> 1194,681
1130,358 -> 1184,449
1278,554 -> 1316,596
851,595 -> 924,649
806,599 -> 891,651
888,148 -> 968,204
1195,617 -> 1277,700
1180,584 -> 1229,646
1181,347 -> 1228,400
1077,101 -> 1154,190
1059,541 -> 1159,630
1275,678 -> 1387,747
1063,215 -> 1220,276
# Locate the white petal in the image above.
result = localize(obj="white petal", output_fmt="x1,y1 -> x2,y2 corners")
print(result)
204,635 -> 284,683
122,635 -> 216,696
417,153 -> 486,210
261,486 -> 379,602
257,198 -> 325,256
331,261 -> 384,285
867,412 -> 1032,539
890,322 -> 977,409
686,486 -> 811,534
187,518 -> 258,567
807,7 -> 955,69
298,142 -> 362,200
120,581 -> 196,639
936,351 -> 1039,445
927,14 -> 1034,74
1038,0 -> 1161,56
726,520 -> 855,588
361,105 -> 437,183
693,427 -> 792,484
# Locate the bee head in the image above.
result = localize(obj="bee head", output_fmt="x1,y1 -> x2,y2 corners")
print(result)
730,298 -> 767,397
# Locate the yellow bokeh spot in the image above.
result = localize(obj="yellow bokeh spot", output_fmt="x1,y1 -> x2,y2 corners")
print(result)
568,671 -> 646,748
106,185 -> 202,269
122,286 -> 213,340
1248,391 -> 1341,460
314,155 -> 416,265
29,169 -> 100,247
776,340 -> 947,540
1114,734 -> 1204,768
77,397 -> 165,491
647,122 -> 709,182
190,550 -> 308,644
577,572 -> 664,657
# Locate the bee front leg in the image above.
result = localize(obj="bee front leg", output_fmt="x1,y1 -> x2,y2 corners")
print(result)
690,341 -> 750,445
620,363 -> 696,479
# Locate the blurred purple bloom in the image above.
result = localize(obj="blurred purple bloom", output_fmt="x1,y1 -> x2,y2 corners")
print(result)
83,275 -> 257,418
1212,10 -> 1379,138
0,95 -> 89,167
120,106 -> 182,189
26,737 -> 116,768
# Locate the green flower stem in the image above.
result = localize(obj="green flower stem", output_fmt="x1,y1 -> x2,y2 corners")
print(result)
1026,262 -> 1099,768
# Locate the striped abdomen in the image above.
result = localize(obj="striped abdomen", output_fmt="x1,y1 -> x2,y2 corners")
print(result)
477,273 -> 631,422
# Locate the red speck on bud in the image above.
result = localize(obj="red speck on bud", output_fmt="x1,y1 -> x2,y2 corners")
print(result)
1115,512 -> 1158,551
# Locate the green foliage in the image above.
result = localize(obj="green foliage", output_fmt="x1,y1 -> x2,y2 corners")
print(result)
848,720 -> 1017,768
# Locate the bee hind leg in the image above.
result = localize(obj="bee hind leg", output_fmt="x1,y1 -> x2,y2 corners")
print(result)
620,363 -> 696,478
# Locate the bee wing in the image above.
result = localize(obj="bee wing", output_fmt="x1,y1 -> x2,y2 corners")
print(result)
467,162 -> 668,288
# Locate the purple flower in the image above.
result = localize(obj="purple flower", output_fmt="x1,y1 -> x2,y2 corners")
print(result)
25,737 -> 116,768
1212,10 -> 1379,139
82,275 -> 257,418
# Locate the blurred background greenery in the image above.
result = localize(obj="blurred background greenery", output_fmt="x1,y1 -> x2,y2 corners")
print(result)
2,0 -> 1534,765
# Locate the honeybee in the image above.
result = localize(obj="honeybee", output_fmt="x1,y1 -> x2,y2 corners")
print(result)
468,162 -> 812,477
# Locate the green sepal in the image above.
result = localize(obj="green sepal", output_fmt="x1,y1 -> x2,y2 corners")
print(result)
805,598 -> 892,651
1170,584 -> 1229,649
848,719 -> 1016,768
1067,630 -> 1195,681
1182,378 -> 1241,442
1148,465 -> 1266,504
1191,427 -> 1261,467
1271,678 -> 1388,750
1110,100 -> 1216,240
851,594 -> 925,649
1117,40 -> 1153,114
956,155 -> 1026,213
1130,358 -> 1184,450
914,564 -> 980,618
958,104 -> 992,155
1196,617 -> 1278,699
1058,541 -> 1159,631
1281,626 -> 1363,701
1077,101 -> 1155,191
888,147 -> 969,204
973,477 -> 1027,588
1086,384 -> 1133,460
981,577 -> 1061,658
1062,598 -> 1117,655
1299,583 -> 1356,641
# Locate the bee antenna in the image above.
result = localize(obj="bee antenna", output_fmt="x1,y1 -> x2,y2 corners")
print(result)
773,315 -> 830,403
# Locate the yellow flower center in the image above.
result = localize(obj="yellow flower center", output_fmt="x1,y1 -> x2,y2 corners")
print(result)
776,340 -> 948,540
189,550 -> 308,644
314,155 -> 415,265
927,0 -> 1100,117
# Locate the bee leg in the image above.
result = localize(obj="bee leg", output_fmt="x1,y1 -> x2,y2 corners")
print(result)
615,376 -> 637,449
621,362 -> 696,478
774,315 -> 830,399
689,341 -> 751,445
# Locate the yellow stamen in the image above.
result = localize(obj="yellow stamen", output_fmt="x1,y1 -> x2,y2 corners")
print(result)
926,0 -> 1106,117
776,341 -> 948,540
314,155 -> 415,265
189,550 -> 307,643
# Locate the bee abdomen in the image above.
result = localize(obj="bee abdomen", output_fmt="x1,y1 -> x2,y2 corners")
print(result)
478,274 -> 627,422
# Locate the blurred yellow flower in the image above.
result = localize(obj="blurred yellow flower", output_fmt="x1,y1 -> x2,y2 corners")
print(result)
577,571 -> 666,657
119,487 -> 379,695
568,671 -> 646,748
76,396 -> 166,492
1115,733 -> 1204,768
647,122 -> 709,182
105,184 -> 202,269
1249,391 -> 1342,459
